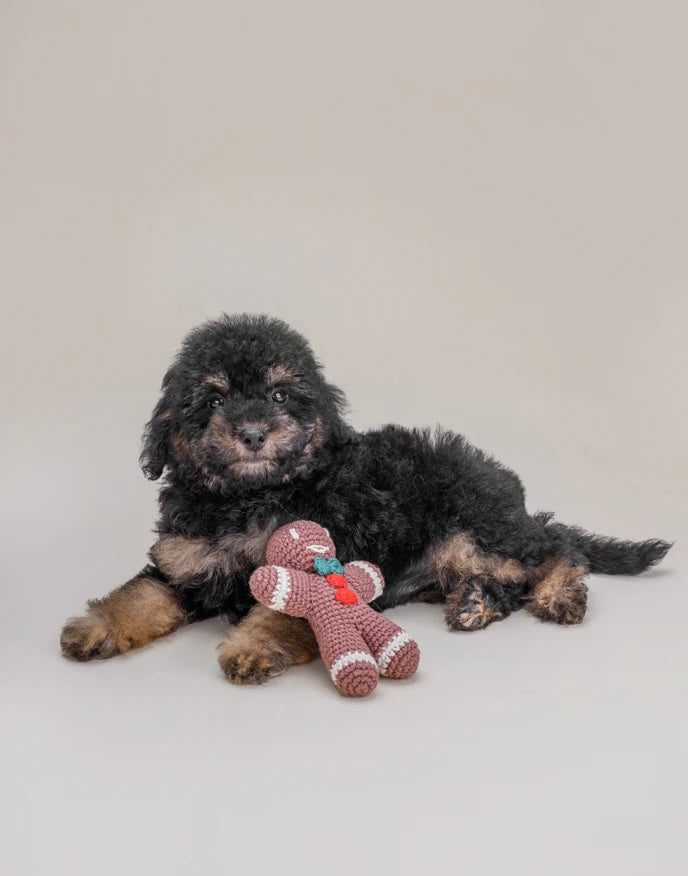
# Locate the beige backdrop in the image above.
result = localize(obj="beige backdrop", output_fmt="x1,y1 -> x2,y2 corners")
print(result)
2,3 -> 686,876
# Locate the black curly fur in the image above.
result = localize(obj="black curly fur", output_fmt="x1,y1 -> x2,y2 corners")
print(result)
61,313 -> 672,665
534,512 -> 671,575
133,314 -> 671,620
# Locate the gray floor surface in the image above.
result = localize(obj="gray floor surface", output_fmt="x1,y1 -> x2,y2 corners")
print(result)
4,469 -> 685,876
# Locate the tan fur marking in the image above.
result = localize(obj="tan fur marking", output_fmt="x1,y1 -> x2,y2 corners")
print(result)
61,578 -> 186,660
444,578 -> 504,631
268,414 -> 301,442
309,417 -> 325,449
427,532 -> 527,587
172,431 -> 191,460
529,558 -> 588,624
202,374 -> 229,393
151,522 -> 277,581
218,604 -> 318,685
61,615 -> 117,658
171,426 -> 241,492
449,596 -> 489,629
171,412 -> 325,489
230,414 -> 302,464
266,365 -> 300,385
151,536 -> 212,578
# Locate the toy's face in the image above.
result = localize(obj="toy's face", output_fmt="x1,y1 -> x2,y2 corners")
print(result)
266,520 -> 336,571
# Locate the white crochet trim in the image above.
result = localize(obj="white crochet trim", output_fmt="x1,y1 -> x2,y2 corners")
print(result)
348,560 -> 384,600
330,651 -> 378,683
377,631 -> 412,674
270,566 -> 291,611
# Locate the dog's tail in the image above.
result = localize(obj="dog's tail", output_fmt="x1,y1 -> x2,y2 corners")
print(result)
535,513 -> 672,575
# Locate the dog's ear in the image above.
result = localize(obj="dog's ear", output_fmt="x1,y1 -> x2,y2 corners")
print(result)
140,370 -> 174,480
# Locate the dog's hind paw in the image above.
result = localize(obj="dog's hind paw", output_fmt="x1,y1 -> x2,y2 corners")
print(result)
528,564 -> 588,625
444,578 -> 504,631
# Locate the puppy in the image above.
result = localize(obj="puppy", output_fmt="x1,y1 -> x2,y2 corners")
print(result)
61,314 -> 672,683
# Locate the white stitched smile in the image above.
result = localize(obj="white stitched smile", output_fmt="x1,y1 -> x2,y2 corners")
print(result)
307,544 -> 329,553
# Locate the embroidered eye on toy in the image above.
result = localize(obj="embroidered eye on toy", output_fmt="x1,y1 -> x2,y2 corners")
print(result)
249,520 -> 420,697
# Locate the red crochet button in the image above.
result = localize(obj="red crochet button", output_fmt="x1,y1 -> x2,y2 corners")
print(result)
326,573 -> 348,589
335,588 -> 358,605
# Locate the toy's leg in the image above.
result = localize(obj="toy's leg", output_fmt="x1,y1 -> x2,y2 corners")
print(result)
326,632 -> 380,697
363,614 -> 420,680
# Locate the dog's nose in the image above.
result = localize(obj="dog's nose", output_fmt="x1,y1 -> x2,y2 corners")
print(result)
239,427 -> 268,452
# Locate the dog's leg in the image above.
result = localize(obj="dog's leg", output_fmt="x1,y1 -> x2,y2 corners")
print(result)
60,569 -> 187,661
444,575 -> 530,631
218,604 -> 319,685
527,558 -> 588,625
427,532 -> 530,631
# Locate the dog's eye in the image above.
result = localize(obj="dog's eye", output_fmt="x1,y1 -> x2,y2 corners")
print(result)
272,390 -> 288,404
207,395 -> 224,410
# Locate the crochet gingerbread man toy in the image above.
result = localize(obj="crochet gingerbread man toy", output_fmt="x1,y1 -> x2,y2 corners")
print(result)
249,521 -> 420,697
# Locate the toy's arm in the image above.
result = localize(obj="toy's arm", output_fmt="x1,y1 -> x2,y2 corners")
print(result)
342,560 -> 385,604
249,566 -> 313,617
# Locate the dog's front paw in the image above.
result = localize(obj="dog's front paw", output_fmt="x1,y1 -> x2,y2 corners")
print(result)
218,643 -> 288,685
60,615 -> 119,661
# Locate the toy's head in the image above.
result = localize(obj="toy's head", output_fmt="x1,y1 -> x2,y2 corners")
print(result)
266,520 -> 336,571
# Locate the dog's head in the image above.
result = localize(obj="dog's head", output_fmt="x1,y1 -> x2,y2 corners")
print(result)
140,314 -> 355,491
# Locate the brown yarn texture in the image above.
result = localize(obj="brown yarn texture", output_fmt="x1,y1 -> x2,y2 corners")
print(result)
250,521 -> 420,697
